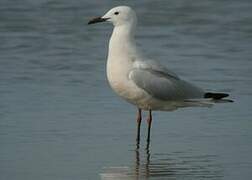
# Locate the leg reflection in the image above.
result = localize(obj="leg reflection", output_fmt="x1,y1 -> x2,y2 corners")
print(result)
145,149 -> 150,178
134,148 -> 151,179
135,149 -> 140,179
101,149 -> 222,180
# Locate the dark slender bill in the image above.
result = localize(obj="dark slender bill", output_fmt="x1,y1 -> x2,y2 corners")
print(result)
88,17 -> 109,25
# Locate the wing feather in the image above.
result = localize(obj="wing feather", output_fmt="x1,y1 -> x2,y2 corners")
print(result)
129,67 -> 204,101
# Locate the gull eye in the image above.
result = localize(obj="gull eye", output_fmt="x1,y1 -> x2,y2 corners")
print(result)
114,11 -> 119,15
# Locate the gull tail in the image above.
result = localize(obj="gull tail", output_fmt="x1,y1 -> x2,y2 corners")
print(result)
183,92 -> 233,109
204,92 -> 233,103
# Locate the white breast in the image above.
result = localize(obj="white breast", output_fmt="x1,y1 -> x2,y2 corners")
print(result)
106,55 -> 142,103
105,23 -> 155,108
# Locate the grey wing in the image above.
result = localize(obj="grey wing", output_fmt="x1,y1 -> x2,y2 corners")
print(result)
133,60 -> 179,80
129,68 -> 205,101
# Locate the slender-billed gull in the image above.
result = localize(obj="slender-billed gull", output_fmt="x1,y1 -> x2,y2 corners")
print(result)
88,6 -> 232,148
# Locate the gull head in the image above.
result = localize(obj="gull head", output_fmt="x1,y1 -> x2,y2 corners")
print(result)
88,6 -> 137,27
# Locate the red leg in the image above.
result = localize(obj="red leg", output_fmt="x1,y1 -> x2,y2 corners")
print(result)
136,108 -> 142,147
146,110 -> 152,149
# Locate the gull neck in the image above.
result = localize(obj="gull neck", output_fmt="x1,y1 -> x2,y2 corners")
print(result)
108,23 -> 137,59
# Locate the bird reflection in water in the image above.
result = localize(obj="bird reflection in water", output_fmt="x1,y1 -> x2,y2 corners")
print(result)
100,148 -> 223,180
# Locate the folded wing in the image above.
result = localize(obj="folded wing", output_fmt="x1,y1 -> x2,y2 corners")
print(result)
129,61 -> 205,101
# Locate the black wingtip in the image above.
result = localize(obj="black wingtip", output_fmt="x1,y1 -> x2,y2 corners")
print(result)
204,92 -> 229,100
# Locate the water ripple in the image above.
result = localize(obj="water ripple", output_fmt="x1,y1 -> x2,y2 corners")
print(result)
100,150 -> 222,180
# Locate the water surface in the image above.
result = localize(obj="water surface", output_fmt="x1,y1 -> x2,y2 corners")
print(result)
0,0 -> 252,180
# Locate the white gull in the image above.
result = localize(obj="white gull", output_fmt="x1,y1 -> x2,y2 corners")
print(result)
88,6 -> 232,148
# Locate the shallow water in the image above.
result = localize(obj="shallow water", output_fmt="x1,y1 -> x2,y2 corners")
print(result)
0,0 -> 252,180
